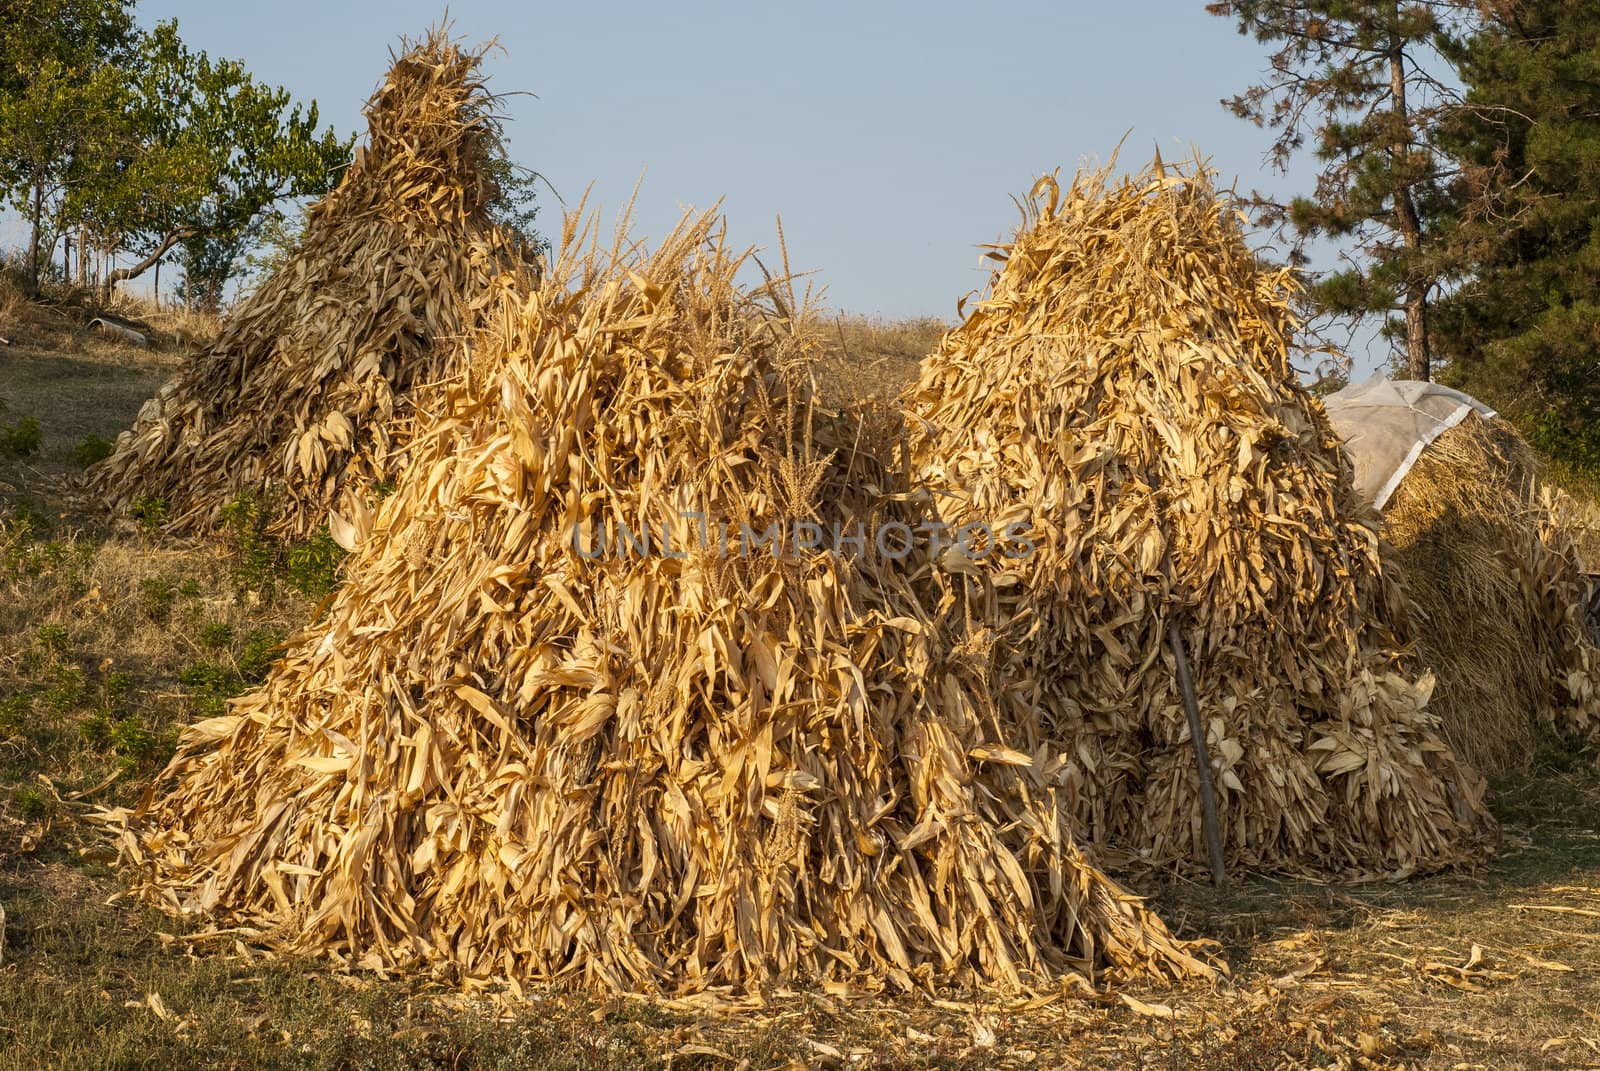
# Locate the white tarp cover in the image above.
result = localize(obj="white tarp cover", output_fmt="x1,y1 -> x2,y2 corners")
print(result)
1323,376 -> 1498,510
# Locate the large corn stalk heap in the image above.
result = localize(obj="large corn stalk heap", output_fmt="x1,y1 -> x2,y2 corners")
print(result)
104,209 -> 1217,999
88,31 -> 529,539
905,157 -> 1495,880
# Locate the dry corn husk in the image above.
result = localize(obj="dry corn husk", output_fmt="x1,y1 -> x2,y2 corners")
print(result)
103,207 -> 1217,998
1372,412 -> 1600,772
904,157 -> 1495,879
87,31 -> 531,539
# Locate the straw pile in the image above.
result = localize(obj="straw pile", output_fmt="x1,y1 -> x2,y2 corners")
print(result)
1376,413 -> 1600,772
87,31 -> 528,539
904,158 -> 1494,879
104,210 -> 1217,998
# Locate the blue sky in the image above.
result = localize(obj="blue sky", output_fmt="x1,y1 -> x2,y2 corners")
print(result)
15,1 -> 1391,371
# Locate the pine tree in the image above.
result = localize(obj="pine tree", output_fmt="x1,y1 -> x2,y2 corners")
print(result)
1431,0 -> 1600,471
1209,1 -> 1471,380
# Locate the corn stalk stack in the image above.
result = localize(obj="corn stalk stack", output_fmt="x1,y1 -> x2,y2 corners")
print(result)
904,157 -> 1495,880
1359,411 -> 1600,773
87,31 -> 530,540
103,208 -> 1217,999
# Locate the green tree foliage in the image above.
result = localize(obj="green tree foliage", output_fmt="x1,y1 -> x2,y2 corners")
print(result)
0,7 -> 349,301
481,145 -> 549,257
0,0 -> 136,289
236,203 -> 310,291
92,20 -> 351,301
1209,0 -> 1472,380
1430,0 -> 1600,471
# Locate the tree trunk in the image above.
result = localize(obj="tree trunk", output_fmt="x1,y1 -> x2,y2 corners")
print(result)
1405,288 -> 1430,382
1389,9 -> 1430,381
101,230 -> 191,305
27,178 -> 44,291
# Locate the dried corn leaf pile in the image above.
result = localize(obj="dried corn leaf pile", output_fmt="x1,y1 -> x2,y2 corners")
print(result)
905,159 -> 1494,879
105,209 -> 1219,998
88,32 -> 528,539
1373,413 -> 1600,773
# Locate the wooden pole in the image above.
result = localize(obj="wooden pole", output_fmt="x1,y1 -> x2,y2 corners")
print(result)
1166,617 -> 1228,887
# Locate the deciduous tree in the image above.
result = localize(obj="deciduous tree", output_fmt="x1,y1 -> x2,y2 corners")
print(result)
90,20 -> 351,301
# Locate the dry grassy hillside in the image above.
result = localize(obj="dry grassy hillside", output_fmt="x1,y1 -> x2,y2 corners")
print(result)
812,314 -> 943,405
4,288 -> 1600,1068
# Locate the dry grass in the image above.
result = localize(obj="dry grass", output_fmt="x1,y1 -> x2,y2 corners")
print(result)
0,269 -> 220,356
104,292 -> 222,351
811,313 -> 943,406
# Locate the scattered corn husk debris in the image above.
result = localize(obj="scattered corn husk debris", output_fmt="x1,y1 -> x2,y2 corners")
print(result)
904,156 -> 1494,878
103,206 -> 1218,997
87,30 -> 531,539
1359,412 -> 1600,773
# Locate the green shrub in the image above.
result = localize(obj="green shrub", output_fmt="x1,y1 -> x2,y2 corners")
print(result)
72,433 -> 114,467
41,665 -> 84,713
80,710 -> 110,747
0,692 -> 29,736
13,786 -> 47,820
139,576 -> 177,620
109,715 -> 159,760
286,529 -> 347,596
218,492 -> 346,597
34,623 -> 68,653
238,628 -> 284,679
130,495 -> 168,536
197,622 -> 235,650
0,414 -> 41,457
178,660 -> 241,719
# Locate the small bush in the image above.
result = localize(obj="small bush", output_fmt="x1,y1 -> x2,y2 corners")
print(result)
41,665 -> 85,713
178,660 -> 242,719
197,622 -> 235,651
34,623 -> 69,653
139,577 -> 177,621
218,493 -> 346,597
72,433 -> 115,467
286,529 -> 347,597
0,414 -> 41,458
130,495 -> 168,536
109,716 -> 159,760
79,711 -> 110,748
13,786 -> 48,820
0,692 -> 29,736
100,670 -> 133,707
238,628 -> 284,679
0,504 -> 54,560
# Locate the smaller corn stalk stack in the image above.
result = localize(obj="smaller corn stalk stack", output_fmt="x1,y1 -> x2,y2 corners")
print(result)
103,208 -> 1217,998
87,30 -> 529,540
1352,410 -> 1600,773
905,156 -> 1495,880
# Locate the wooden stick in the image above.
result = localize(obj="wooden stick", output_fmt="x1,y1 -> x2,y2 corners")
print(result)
1167,617 -> 1228,888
